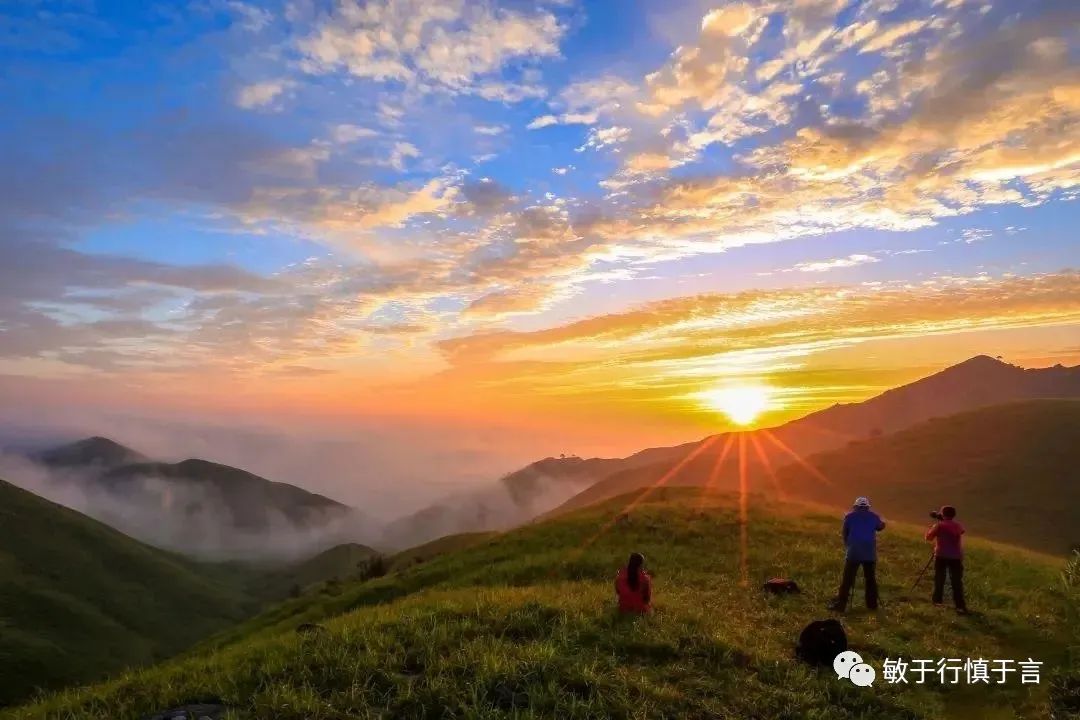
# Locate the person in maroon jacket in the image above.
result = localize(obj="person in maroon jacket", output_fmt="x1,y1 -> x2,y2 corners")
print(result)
926,505 -> 968,613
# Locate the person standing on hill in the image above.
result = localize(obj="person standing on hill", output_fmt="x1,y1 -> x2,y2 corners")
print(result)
926,505 -> 968,614
829,496 -> 885,611
615,552 -> 652,614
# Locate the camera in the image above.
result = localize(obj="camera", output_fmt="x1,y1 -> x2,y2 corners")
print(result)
929,510 -> 944,521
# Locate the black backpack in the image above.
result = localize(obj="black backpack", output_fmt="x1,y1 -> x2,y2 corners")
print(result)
795,619 -> 847,666
763,578 -> 801,594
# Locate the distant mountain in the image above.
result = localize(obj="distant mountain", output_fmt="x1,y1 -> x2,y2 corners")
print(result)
0,477 -> 259,707
547,357 -> 1080,516
778,355 -> 1080,450
775,400 -> 1080,555
381,454 -> 651,549
99,458 -> 349,532
33,436 -> 146,468
13,438 -> 372,560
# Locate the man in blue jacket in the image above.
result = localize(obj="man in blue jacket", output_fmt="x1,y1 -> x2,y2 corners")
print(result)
829,496 -> 885,611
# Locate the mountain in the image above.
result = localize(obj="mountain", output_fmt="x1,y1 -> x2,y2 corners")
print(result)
778,355 -> 1080,449
0,477 -> 259,708
381,454 -> 650,548
775,400 -> 1080,554
251,542 -> 380,600
547,357 -> 1080,516
14,439 -> 371,560
32,436 -> 146,468
9,489 -> 1075,719
98,458 -> 350,532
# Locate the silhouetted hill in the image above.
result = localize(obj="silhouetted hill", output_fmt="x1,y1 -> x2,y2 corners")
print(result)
0,477 -> 258,707
776,400 -> 1080,554
781,355 -> 1080,449
382,454 -> 651,548
100,459 -> 349,532
17,439 -> 370,560
33,436 -> 146,468
548,357 -> 1080,516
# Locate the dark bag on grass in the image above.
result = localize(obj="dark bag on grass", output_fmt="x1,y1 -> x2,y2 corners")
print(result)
795,619 -> 847,666
763,578 -> 800,594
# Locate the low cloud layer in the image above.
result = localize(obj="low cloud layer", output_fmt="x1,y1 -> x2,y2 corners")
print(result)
0,452 -> 381,561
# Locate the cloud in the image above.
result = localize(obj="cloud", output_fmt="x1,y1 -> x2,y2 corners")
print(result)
297,0 -> 565,98
474,124 -> 506,136
434,272 -> 1080,409
784,254 -> 881,273
526,75 -> 636,129
388,141 -> 421,171
234,79 -> 291,109
331,123 -> 379,143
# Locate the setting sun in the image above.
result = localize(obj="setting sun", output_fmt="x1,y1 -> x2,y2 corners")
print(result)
699,385 -> 774,426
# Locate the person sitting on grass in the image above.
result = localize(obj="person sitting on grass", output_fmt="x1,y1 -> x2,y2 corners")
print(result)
926,505 -> 968,614
615,552 -> 652,614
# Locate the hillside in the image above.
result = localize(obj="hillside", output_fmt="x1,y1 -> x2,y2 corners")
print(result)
15,439 -> 370,560
776,400 -> 1080,555
0,478 -> 260,708
251,542 -> 380,600
7,489 -> 1077,719
99,459 -> 349,532
382,455 -> 638,548
32,436 -> 147,468
547,357 -> 1080,518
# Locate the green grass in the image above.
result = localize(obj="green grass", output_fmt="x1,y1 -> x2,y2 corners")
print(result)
7,488 -> 1077,719
777,400 -> 1080,555
0,479 -> 262,708
247,543 -> 380,600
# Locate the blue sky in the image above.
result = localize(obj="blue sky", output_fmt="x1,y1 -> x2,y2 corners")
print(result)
1,0 -> 1078,419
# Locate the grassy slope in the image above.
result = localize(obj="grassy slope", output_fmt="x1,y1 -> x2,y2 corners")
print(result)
0,479 -> 261,707
776,400 -> 1080,555
8,489 -> 1076,720
249,543 -> 379,600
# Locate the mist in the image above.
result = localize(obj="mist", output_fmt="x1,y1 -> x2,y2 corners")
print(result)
0,379 -> 639,519
0,452 -> 387,562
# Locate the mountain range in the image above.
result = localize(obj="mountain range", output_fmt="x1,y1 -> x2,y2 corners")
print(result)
395,356 -> 1080,543
6,437 -> 374,561
6,356 -> 1078,557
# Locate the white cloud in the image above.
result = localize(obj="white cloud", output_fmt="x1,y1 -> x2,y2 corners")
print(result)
330,124 -> 379,143
388,141 -> 420,171
783,254 -> 881,273
527,114 -> 558,130
297,0 -> 565,98
474,124 -> 506,136
527,75 -> 635,129
234,79 -> 291,110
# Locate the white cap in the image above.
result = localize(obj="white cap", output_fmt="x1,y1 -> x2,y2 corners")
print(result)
854,496 -> 870,508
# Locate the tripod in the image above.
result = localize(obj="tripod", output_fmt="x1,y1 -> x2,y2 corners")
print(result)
911,552 -> 935,591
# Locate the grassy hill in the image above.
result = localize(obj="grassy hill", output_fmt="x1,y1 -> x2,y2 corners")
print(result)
7,489 -> 1077,719
776,400 -> 1080,555
544,358 -> 1080,520
0,478 -> 261,708
250,543 -> 380,600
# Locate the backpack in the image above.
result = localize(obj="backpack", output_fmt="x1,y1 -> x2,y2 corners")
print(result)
763,577 -> 801,594
795,619 -> 847,666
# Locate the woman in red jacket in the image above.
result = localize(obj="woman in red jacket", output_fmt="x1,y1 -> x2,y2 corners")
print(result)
615,552 -> 652,614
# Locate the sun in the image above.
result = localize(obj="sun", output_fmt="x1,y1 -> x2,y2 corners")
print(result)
699,384 -> 773,426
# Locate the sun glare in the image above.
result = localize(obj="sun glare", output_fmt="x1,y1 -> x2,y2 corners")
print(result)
700,385 -> 773,426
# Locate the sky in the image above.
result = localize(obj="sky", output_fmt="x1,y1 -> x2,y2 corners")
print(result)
1,0 -> 1078,510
